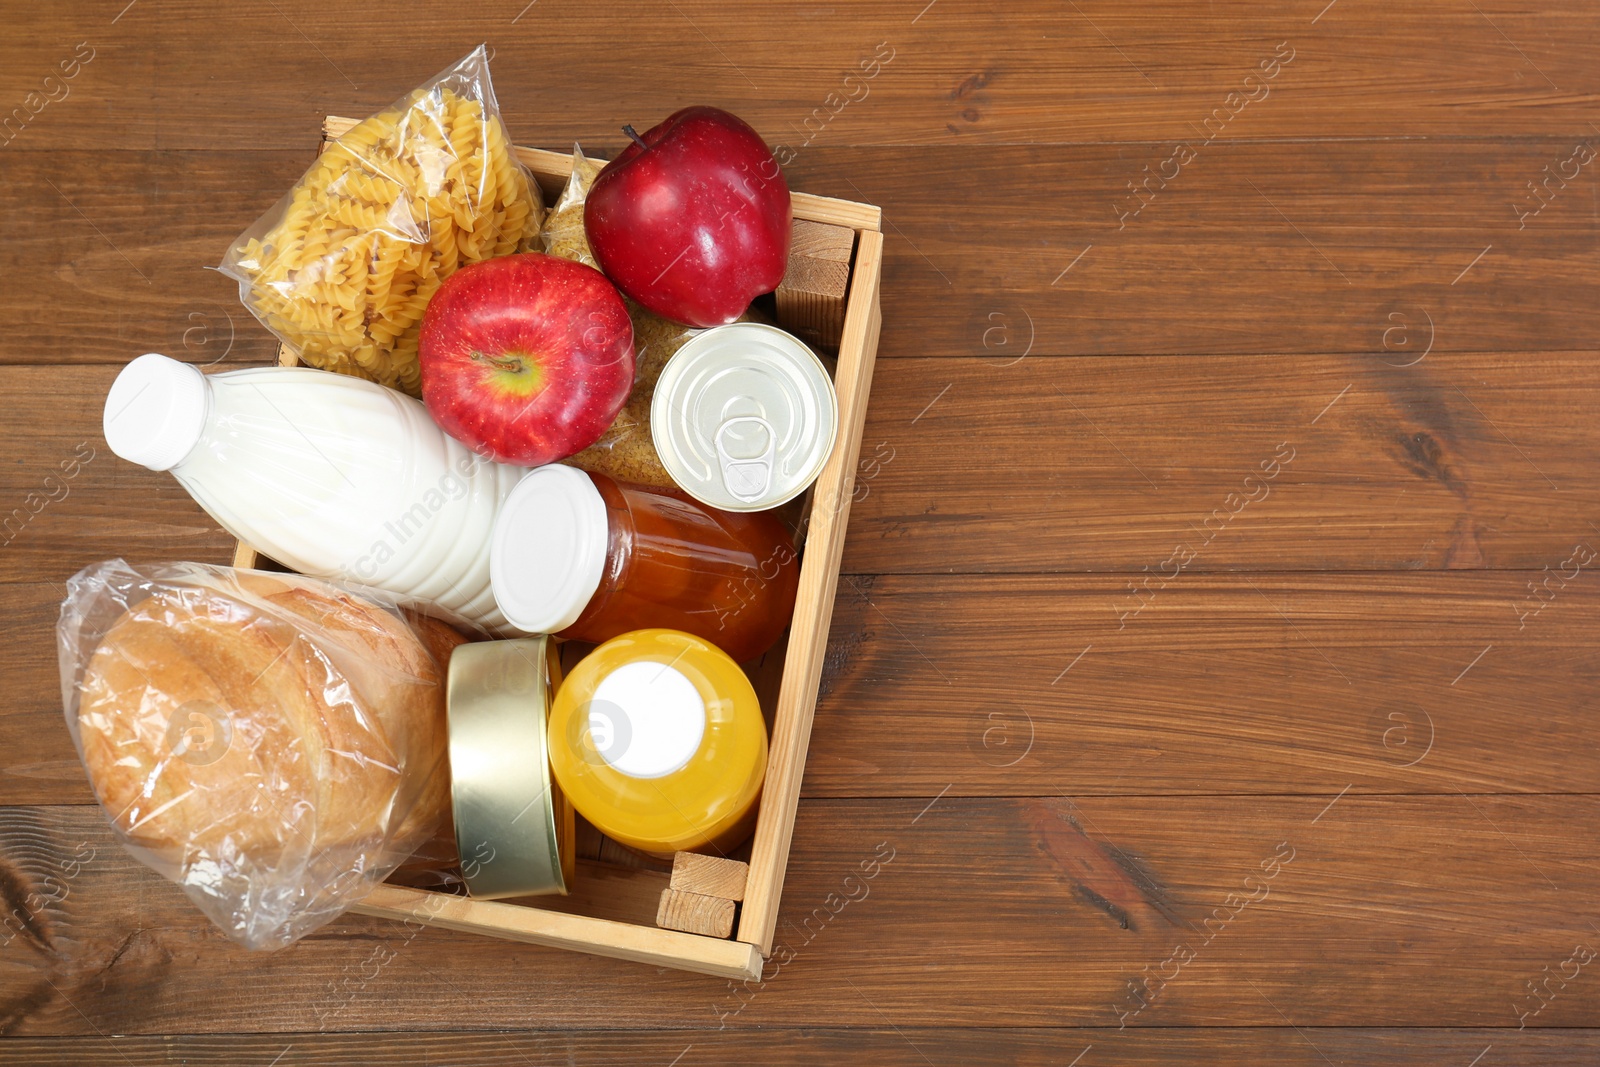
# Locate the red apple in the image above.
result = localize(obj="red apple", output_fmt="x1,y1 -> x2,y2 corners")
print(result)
419,254 -> 635,466
584,106 -> 791,328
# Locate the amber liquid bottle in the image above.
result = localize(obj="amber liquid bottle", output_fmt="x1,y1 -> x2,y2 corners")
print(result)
490,465 -> 799,663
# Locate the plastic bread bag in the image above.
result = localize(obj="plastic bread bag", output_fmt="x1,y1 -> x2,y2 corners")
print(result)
218,45 -> 543,397
57,560 -> 456,949
547,143 -> 765,488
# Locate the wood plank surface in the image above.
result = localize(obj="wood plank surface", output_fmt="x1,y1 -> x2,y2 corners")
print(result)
2,799 -> 1598,1032
347,885 -> 761,981
0,1 -> 1593,149
2,348 -> 1596,581
5,0 -> 1599,1059
3,1036 -> 1600,1067
0,1030 -> 1596,1067
8,570 -> 1600,804
5,139 -> 1598,366
840,352 -> 1600,573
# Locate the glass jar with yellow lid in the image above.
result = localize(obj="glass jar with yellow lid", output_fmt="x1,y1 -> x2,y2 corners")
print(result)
548,628 -> 767,856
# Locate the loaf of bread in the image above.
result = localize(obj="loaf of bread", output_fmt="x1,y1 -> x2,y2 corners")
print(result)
69,565 -> 451,948
390,608 -> 471,887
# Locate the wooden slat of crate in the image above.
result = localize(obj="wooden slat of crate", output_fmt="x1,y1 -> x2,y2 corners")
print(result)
349,884 -> 760,980
738,227 -> 882,955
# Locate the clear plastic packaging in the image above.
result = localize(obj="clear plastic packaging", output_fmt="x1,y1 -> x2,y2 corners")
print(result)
219,45 -> 543,397
540,144 -> 605,268
57,560 -> 454,950
544,145 -> 764,488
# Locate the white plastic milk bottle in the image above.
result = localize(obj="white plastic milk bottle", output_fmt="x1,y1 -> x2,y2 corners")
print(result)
102,353 -> 527,632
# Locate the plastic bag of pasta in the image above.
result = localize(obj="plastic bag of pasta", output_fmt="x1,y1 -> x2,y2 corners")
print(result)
546,144 -> 762,488
219,46 -> 543,397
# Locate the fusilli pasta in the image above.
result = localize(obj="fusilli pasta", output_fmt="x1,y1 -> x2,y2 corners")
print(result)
227,86 -> 543,395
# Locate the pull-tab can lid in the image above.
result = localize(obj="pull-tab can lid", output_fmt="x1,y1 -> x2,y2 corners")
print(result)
650,323 -> 838,512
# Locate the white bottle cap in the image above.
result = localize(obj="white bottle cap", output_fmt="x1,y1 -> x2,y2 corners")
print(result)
490,465 -> 610,634
102,353 -> 211,472
588,660 -> 707,779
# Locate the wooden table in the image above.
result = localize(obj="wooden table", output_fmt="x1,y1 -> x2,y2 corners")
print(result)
3,2 -> 1597,1062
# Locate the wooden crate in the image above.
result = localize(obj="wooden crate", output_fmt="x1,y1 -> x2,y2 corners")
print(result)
229,117 -> 882,981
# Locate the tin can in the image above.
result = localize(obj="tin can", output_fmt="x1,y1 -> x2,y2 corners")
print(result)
444,637 -> 574,899
650,322 -> 839,512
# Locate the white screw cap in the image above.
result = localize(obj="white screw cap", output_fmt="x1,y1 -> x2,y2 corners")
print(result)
102,353 -> 210,471
490,464 -> 610,634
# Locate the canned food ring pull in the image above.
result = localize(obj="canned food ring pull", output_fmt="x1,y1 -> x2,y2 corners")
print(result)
714,415 -> 776,502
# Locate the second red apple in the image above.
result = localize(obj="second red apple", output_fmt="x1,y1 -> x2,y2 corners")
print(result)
584,106 -> 791,328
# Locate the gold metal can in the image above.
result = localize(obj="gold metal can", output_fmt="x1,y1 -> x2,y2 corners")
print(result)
445,637 -> 575,899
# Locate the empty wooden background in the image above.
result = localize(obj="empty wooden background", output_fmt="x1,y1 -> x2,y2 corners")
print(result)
3,1 -> 1598,1063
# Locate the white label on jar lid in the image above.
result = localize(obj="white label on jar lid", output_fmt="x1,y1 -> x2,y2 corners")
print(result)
588,661 -> 707,779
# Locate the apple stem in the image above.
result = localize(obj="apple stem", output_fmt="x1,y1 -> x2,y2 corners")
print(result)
622,124 -> 649,152
470,350 -> 527,373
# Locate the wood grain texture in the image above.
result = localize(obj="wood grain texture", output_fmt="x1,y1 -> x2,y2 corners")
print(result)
838,351 -> 1599,574
742,231 -> 882,954
2,799 -> 1598,1033
806,572 -> 1600,796
0,1029 -> 1595,1067
347,885 -> 761,981
5,0 -> 1600,1056
11,569 -> 1600,805
0,1 -> 1594,150
5,139 -> 1598,368
776,219 -> 855,348
673,852 -> 750,901
2,348 -> 1594,585
512,861 -> 671,927
656,888 -> 737,938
